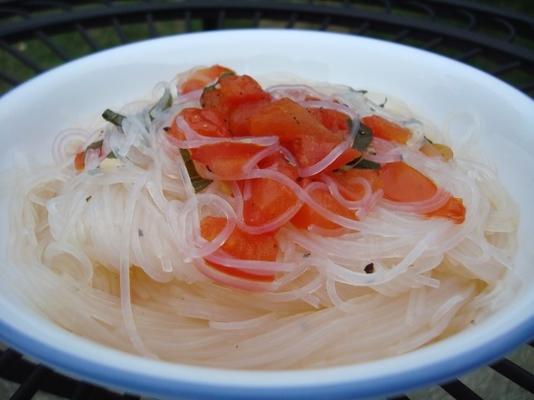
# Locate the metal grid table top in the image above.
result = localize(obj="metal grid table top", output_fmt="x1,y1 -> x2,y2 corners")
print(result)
0,1 -> 533,399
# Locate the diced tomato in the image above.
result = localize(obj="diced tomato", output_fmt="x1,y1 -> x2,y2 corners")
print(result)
191,142 -> 264,178
200,216 -> 278,281
250,98 -> 342,142
243,153 -> 299,229
379,161 -> 465,223
307,107 -> 350,135
332,169 -> 382,201
307,107 -> 361,171
379,161 -> 436,202
228,99 -> 271,136
362,115 -> 411,144
169,108 -> 230,140
74,151 -> 85,171
425,197 -> 465,224
250,98 -> 350,169
289,135 -> 345,170
179,65 -> 234,94
201,74 -> 271,118
291,188 -> 355,231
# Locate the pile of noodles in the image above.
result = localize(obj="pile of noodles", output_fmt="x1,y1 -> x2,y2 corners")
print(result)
0,70 -> 518,369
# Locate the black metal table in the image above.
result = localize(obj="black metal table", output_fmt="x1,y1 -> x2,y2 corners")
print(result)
0,1 -> 533,399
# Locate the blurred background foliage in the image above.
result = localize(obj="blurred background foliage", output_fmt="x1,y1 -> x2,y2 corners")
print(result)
0,0 -> 532,94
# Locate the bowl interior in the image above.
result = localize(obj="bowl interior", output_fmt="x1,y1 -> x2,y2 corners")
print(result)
0,30 -> 533,399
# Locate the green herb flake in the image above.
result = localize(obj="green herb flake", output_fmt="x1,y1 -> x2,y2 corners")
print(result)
84,138 -> 116,160
87,139 -> 103,150
348,119 -> 373,152
179,149 -> 212,193
102,109 -> 125,127
338,157 -> 381,171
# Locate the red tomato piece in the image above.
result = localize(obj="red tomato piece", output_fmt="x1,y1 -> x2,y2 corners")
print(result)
379,161 -> 436,202
379,161 -> 465,223
200,216 -> 279,281
179,65 -> 234,94
425,197 -> 466,224
169,108 -> 230,140
201,74 -> 271,118
250,98 -> 342,142
291,188 -> 355,231
307,107 -> 350,136
289,135 -> 349,170
307,108 -> 360,171
228,99 -> 271,136
191,142 -> 264,179
74,151 -> 85,171
250,98 -> 351,169
243,153 -> 300,229
362,115 -> 411,144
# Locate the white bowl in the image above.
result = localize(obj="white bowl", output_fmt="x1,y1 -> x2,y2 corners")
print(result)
0,30 -> 533,399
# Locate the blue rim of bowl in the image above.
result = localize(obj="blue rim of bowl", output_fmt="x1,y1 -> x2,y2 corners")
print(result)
1,29 -> 534,399
1,316 -> 533,399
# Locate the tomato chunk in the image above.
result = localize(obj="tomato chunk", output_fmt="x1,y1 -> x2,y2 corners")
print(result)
425,197 -> 465,224
362,115 -> 411,144
191,142 -> 264,178
250,98 -> 342,142
243,153 -> 299,229
169,108 -> 230,140
229,99 -> 271,136
250,98 -> 351,169
74,151 -> 85,171
307,107 -> 350,136
379,161 -> 465,223
200,216 -> 278,281
379,161 -> 436,202
179,65 -> 234,94
201,74 -> 271,118
291,188 -> 355,231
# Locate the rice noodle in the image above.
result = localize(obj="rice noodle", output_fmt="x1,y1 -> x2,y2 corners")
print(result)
0,71 -> 519,370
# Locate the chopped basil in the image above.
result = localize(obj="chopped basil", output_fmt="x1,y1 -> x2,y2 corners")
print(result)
149,88 -> 172,121
179,149 -> 212,193
349,119 -> 373,152
349,88 -> 368,95
337,157 -> 380,171
86,139 -> 103,150
102,109 -> 125,127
